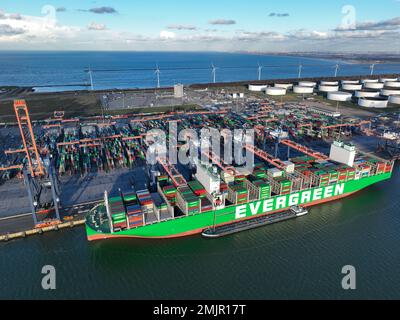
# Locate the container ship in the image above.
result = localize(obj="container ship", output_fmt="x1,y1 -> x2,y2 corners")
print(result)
85,141 -> 394,241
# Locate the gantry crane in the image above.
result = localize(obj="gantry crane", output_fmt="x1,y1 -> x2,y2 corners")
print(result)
280,139 -> 329,161
157,157 -> 187,187
243,144 -> 286,170
13,100 -> 44,177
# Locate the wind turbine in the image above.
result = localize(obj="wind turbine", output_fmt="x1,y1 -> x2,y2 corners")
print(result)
211,63 -> 217,83
370,63 -> 375,76
87,66 -> 94,90
298,63 -> 303,79
334,63 -> 340,77
155,64 -> 161,88
257,63 -> 263,81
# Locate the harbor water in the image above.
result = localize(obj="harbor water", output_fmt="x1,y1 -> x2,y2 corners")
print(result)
1,165 -> 399,299
1,51 -> 400,92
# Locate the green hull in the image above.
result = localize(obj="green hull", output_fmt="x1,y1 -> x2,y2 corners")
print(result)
86,172 -> 392,241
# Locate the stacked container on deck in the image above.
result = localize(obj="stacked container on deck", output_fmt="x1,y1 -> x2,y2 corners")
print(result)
137,189 -> 154,219
188,180 -> 212,212
227,178 -> 249,205
176,185 -> 201,215
109,196 -> 127,231
123,192 -> 144,229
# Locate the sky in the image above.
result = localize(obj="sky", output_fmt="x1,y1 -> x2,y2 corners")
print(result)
0,0 -> 399,52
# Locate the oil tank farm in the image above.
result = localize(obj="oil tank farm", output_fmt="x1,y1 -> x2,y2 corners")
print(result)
248,84 -> 268,92
293,86 -> 314,94
265,87 -> 287,96
327,91 -> 352,102
355,89 -> 381,98
358,96 -> 389,108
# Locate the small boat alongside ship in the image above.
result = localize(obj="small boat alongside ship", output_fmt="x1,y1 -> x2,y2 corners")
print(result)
201,206 -> 308,238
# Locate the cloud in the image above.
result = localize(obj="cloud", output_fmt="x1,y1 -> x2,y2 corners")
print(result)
0,24 -> 25,36
269,13 -> 290,17
88,22 -> 107,31
236,30 -> 286,41
335,17 -> 400,31
209,19 -> 236,25
56,7 -> 67,13
167,24 -> 197,31
0,11 -> 23,20
88,7 -> 117,14
160,30 -> 176,40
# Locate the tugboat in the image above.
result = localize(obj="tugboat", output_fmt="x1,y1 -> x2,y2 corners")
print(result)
290,205 -> 308,217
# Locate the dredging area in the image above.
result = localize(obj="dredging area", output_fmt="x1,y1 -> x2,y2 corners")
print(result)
0,74 -> 399,241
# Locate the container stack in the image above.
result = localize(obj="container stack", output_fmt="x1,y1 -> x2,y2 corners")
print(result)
126,204 -> 143,228
109,196 -> 127,231
176,186 -> 201,215
188,180 -> 207,197
162,185 -> 177,206
227,182 -> 249,204
267,176 -> 292,195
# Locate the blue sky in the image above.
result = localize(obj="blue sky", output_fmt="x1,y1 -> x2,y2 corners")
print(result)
0,0 -> 399,51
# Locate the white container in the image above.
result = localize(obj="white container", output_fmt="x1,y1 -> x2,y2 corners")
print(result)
283,161 -> 295,173
358,97 -> 388,108
293,86 -> 314,94
265,87 -> 287,96
327,91 -> 352,102
267,168 -> 283,178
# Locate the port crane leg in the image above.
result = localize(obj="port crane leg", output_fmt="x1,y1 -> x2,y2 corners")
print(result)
23,169 -> 38,226
48,162 -> 61,221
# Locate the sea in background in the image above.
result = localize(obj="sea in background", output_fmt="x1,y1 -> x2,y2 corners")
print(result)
0,51 -> 399,92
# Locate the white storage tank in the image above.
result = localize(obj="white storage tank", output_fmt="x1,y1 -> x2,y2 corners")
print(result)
248,84 -> 268,92
380,78 -> 398,83
293,86 -> 314,94
341,80 -> 360,85
364,82 -> 384,90
298,81 -> 316,87
354,89 -> 380,98
274,83 -> 293,89
265,87 -> 287,96
389,95 -> 400,105
327,91 -> 352,102
358,97 -> 389,108
320,80 -> 339,86
318,84 -> 340,93
342,83 -> 363,91
384,81 -> 400,88
381,87 -> 400,96
361,79 -> 379,84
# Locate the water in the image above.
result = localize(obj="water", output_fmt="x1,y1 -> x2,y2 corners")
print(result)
1,165 -> 399,300
0,51 -> 399,92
